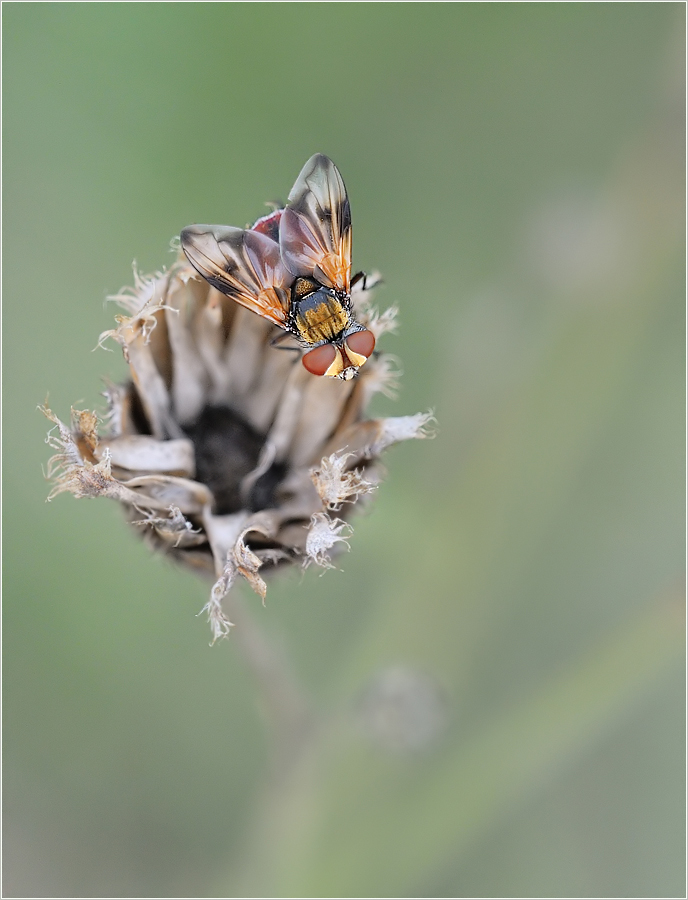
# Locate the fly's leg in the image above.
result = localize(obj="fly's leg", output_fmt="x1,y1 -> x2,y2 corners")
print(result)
269,330 -> 302,353
351,270 -> 383,316
351,270 -> 384,295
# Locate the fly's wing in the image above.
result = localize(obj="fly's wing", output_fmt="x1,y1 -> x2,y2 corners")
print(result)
279,154 -> 352,294
180,225 -> 291,328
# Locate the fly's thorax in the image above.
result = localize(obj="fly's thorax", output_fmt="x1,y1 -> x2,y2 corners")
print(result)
290,278 -> 352,346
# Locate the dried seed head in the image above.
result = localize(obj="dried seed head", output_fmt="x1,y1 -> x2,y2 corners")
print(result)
41,247 -> 433,641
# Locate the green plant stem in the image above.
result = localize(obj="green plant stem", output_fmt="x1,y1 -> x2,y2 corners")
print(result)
221,591 -> 322,897
225,591 -> 316,775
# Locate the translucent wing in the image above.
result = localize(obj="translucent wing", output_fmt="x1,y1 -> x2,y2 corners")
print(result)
279,154 -> 352,294
180,225 -> 291,328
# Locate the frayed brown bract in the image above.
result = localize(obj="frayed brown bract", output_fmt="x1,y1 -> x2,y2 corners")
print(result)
304,513 -> 353,570
310,451 -> 378,510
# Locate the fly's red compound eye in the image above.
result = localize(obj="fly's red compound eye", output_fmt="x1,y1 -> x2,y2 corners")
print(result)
302,343 -> 337,376
345,330 -> 376,359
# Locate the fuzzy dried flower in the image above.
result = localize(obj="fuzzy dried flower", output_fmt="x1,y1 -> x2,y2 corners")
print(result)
41,158 -> 434,641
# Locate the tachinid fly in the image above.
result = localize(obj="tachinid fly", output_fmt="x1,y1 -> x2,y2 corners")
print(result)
180,155 -> 376,380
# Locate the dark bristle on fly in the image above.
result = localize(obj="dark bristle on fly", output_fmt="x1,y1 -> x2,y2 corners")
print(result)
184,406 -> 285,515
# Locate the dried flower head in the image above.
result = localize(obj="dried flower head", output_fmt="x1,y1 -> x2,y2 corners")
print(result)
41,157 -> 434,640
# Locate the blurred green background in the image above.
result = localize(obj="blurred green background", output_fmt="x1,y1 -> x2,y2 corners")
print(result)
3,4 -> 685,897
